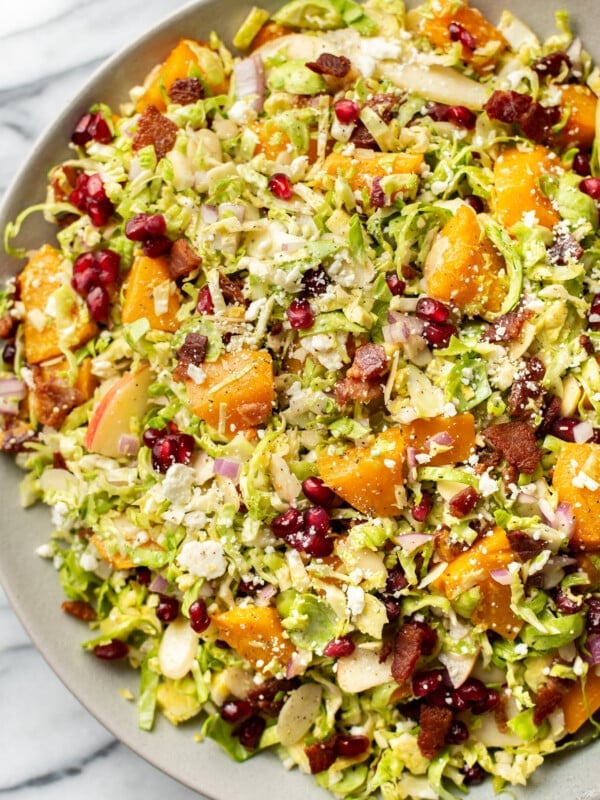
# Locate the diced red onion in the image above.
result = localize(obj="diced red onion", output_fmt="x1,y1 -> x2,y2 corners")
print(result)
219,203 -> 246,222
406,446 -> 418,482
397,533 -> 435,553
538,498 -> 556,527
233,55 -> 265,112
426,431 -> 454,449
573,420 -> 594,443
200,204 -> 219,224
286,649 -> 311,679
516,492 -> 539,513
254,583 -> 277,606
490,567 -> 513,585
213,458 -> 241,481
0,378 -> 26,400
149,574 -> 169,593
118,434 -> 140,456
554,501 -> 575,538
584,634 -> 600,665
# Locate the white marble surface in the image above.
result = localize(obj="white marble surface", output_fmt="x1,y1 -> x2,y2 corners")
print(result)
0,1 -> 209,797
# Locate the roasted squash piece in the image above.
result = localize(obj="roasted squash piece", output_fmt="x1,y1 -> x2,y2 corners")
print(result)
433,527 -> 522,639
121,255 -> 181,332
562,670 -> 600,733
184,348 -> 274,436
423,204 -> 507,315
554,84 -> 598,151
318,150 -> 424,193
316,428 -> 406,518
20,245 -> 97,364
492,145 -> 562,230
552,443 -> 600,550
402,413 -> 476,466
212,605 -> 295,673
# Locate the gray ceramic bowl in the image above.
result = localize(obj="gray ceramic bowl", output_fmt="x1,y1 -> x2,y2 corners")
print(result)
1,1 -> 599,798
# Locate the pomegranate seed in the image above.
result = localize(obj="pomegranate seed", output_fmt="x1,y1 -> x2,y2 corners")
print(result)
85,174 -> 108,202
323,636 -> 355,658
587,598 -> 600,633
151,434 -> 193,473
286,298 -> 314,329
271,508 -> 304,540
532,51 -> 571,78
73,251 -> 96,275
447,720 -> 469,744
448,21 -> 477,51
554,589 -> 581,615
72,264 -> 98,296
156,594 -> 180,622
302,530 -> 334,558
385,565 -> 408,594
94,639 -> 129,660
385,271 -> 406,296
422,320 -> 457,349
87,202 -> 110,227
72,111 -> 112,145
142,427 -> 163,447
334,99 -> 361,124
462,764 -> 486,786
95,249 -> 120,285
550,417 -> 580,442
125,214 -> 151,241
197,285 -> 215,314
589,294 -> 600,330
456,678 -> 487,706
580,177 -> 600,200
412,669 -> 444,698
304,505 -> 330,537
144,214 -> 167,237
71,113 -> 95,145
370,177 -> 386,208
411,491 -> 432,522
236,715 -> 266,750
464,194 -> 484,213
302,476 -> 336,507
175,433 -> 194,463
445,105 -> 477,129
427,103 -> 451,123
142,235 -> 172,257
573,151 -> 591,176
136,566 -> 152,585
383,597 -> 402,620
86,285 -> 110,323
416,296 -> 450,323
189,598 -> 211,633
220,699 -> 254,724
335,734 -> 369,758
302,267 -> 330,296
268,172 -> 294,201
2,340 -> 16,366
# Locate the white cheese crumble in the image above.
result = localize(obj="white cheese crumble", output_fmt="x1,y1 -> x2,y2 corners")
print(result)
187,363 -> 207,385
177,540 -> 227,579
572,470 -> 600,491
162,463 -> 197,506
346,585 -> 365,617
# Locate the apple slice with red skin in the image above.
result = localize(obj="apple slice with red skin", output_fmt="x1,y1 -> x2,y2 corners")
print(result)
84,363 -> 152,457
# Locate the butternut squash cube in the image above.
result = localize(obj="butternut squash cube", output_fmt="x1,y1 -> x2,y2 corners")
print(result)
433,527 -> 522,639
493,145 -> 562,230
184,348 -> 274,436
552,443 -> 600,550
424,204 -> 507,315
318,150 -> 424,193
316,428 -> 406,518
121,255 -> 180,332
401,413 -> 476,466
212,605 -> 295,673
554,84 -> 598,151
20,245 -> 97,364
562,669 -> 600,733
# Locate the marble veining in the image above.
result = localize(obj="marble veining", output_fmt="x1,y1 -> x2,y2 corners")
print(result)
0,1 -> 211,797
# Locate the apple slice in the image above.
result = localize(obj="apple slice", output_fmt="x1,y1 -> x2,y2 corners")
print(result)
84,363 -> 152,457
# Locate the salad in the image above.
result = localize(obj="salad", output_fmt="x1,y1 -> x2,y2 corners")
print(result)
3,0 -> 600,796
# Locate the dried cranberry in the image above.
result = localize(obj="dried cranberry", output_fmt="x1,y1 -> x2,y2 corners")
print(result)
305,739 -> 337,773
2,340 -> 16,366
156,594 -> 180,622
416,296 -> 450,323
412,669 -> 444,698
385,271 -> 406,296
302,476 -> 336,507
323,636 -> 355,658
470,688 -> 499,715
136,566 -> 152,585
94,639 -> 129,660
484,90 -> 532,125
554,589 -> 582,615
383,596 -> 402,620
271,508 -> 304,540
456,678 -> 487,706
587,597 -> 600,633
189,598 -> 211,633
335,734 -> 369,758
334,99 -> 361,124
86,285 -> 110,324
580,177 -> 600,200
447,719 -> 469,744
142,236 -> 172,257
302,267 -> 330,296
464,194 -> 484,213
221,699 -> 254,724
197,285 -> 215,314
370,178 -> 387,208
236,715 -> 266,750
268,173 -> 293,201
573,151 -> 591,176
385,565 -> 408,595
532,51 -> 571,78
589,294 -> 600,330
286,298 -> 314,329
550,417 -> 580,442
422,320 -> 457,349
448,21 -> 477,51
462,764 -> 486,786
445,105 -> 477,129
449,486 -> 480,518
411,491 -> 432,522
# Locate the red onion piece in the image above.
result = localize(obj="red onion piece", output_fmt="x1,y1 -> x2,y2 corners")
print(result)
554,501 -> 576,538
573,420 -> 594,443
286,649 -> 310,679
426,431 -> 454,449
118,434 -> 140,456
0,378 -> 26,400
538,498 -> 556,527
397,533 -> 435,553
490,567 -> 513,585
584,634 -> 600,665
233,55 -> 265,112
406,446 -> 418,482
200,204 -> 219,224
213,458 -> 241,481
149,573 -> 169,593
219,203 -> 246,222
254,583 -> 277,606
515,492 -> 539,512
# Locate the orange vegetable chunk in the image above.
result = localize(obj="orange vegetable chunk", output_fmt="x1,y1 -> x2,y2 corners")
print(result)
121,255 -> 180,332
424,204 -> 507,316
552,443 -> 600,550
20,245 -> 97,364
211,606 -> 295,673
316,428 -> 406,518
318,150 -> 424,193
554,84 -> 598,151
184,348 -> 274,436
414,0 -> 507,73
562,669 -> 600,733
401,413 -> 476,466
433,527 -> 521,639
75,357 -> 98,402
136,39 -> 228,112
493,145 -> 562,230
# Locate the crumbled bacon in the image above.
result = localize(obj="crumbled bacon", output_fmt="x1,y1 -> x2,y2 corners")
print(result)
533,678 -> 568,726
391,621 -> 436,685
481,307 -> 532,343
32,370 -> 83,429
133,104 -> 178,161
507,530 -> 547,561
176,333 -> 208,366
508,356 -> 546,419
417,705 -> 453,759
347,344 -> 388,381
61,600 -> 97,621
548,232 -> 584,265
538,394 -> 562,436
168,77 -> 205,105
0,314 -> 17,340
350,122 -> 378,149
168,238 -> 202,280
219,272 -> 246,305
482,420 -> 542,474
305,738 -> 337,773
247,678 -> 297,717
0,419 -> 36,453
334,376 -> 383,406
306,52 -> 351,78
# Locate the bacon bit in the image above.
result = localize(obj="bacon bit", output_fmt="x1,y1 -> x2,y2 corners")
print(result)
350,122 -> 378,150
533,678 -> 569,726
53,452 -> 68,470
168,77 -> 205,105
32,370 -> 83,429
538,394 -> 563,436
0,419 -> 36,453
219,272 -> 246,305
248,678 -> 297,716
508,356 -> 546,419
168,239 -> 202,280
417,705 -> 453,759
548,232 -> 584,266
481,307 -> 532,343
334,376 -> 383,406
176,333 -> 208,366
391,621 -> 435,685
507,530 -> 546,561
61,600 -> 97,622
0,314 -> 17,340
347,343 -> 388,381
435,526 -> 470,561
482,420 -> 542,474
305,738 -> 337,773
133,104 -> 178,161
306,52 -> 351,78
